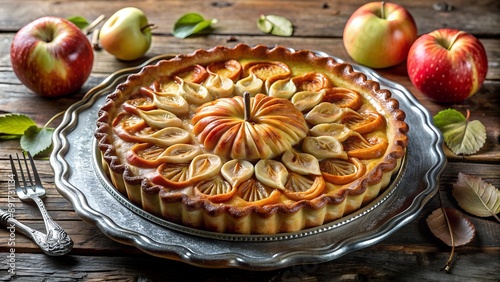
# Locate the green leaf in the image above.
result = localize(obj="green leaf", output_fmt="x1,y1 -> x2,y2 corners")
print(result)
433,109 -> 486,155
173,13 -> 217,39
257,15 -> 293,36
0,114 -> 37,135
433,108 -> 466,128
0,134 -> 22,141
20,126 -> 54,157
67,15 -> 90,30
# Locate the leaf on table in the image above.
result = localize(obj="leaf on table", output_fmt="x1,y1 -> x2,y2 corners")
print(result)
433,109 -> 486,155
0,114 -> 37,135
426,207 -> 476,247
257,15 -> 293,36
173,13 -> 217,39
453,172 -> 500,218
67,15 -> 90,30
20,126 -> 54,157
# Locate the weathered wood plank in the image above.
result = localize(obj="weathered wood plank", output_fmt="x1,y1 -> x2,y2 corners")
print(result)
0,248 -> 498,281
0,0 -> 499,37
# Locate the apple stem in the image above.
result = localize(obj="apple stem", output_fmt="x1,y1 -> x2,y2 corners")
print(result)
447,30 -> 466,50
381,1 -> 386,19
243,91 -> 251,121
141,23 -> 157,32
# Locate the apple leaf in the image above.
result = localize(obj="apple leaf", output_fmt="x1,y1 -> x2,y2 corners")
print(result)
20,126 -> 54,157
433,109 -> 486,155
173,13 -> 217,39
67,15 -> 90,30
426,207 -> 476,247
453,173 -> 500,219
257,15 -> 293,36
0,114 -> 37,135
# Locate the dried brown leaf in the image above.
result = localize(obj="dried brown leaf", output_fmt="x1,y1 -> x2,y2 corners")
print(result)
426,207 -> 475,247
452,173 -> 500,219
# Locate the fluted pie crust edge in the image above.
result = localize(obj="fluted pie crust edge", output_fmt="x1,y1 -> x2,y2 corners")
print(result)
95,44 -> 409,235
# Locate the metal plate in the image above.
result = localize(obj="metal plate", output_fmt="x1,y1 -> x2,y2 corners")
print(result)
50,52 -> 446,270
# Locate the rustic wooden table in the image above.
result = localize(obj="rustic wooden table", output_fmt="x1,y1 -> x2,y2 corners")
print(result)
0,0 -> 498,280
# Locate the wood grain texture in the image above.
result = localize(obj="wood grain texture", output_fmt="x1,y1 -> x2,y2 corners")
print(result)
0,0 -> 498,280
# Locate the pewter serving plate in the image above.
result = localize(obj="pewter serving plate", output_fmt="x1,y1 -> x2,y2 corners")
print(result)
50,51 -> 446,270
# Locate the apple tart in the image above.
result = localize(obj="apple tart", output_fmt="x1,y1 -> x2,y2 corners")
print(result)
95,44 -> 408,234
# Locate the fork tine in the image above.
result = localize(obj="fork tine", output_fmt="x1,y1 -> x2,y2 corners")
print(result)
26,151 -> 43,187
15,153 -> 31,192
8,154 -> 21,191
20,152 -> 37,192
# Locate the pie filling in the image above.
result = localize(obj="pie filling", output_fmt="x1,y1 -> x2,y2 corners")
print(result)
95,44 -> 409,234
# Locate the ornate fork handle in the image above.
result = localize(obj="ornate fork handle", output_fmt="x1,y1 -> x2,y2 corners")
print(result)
31,196 -> 73,255
0,209 -> 71,256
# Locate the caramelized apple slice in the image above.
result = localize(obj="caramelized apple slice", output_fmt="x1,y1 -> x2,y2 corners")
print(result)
292,72 -> 332,92
221,159 -> 254,188
194,176 -> 236,202
153,92 -> 189,116
281,150 -> 321,175
236,178 -> 281,206
175,77 -> 212,104
188,154 -> 223,183
112,112 -> 148,143
157,144 -> 202,163
244,61 -> 291,82
152,154 -> 222,189
124,87 -> 156,111
136,109 -> 183,129
254,159 -> 289,191
320,157 -> 366,185
267,78 -> 297,99
142,127 -> 191,147
127,143 -> 164,168
302,136 -> 348,160
284,173 -> 325,201
206,59 -> 242,82
151,76 -> 179,93
309,123 -> 362,142
235,73 -> 263,96
172,64 -> 208,84
342,112 -> 386,134
152,162 -> 191,189
305,102 -> 362,125
204,72 -> 235,98
322,87 -> 363,110
291,90 -> 325,112
343,135 -> 389,159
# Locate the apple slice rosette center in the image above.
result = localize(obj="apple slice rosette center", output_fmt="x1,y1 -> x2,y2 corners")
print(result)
192,94 -> 308,162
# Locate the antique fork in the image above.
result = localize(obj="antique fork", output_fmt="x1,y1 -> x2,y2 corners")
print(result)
9,152 -> 73,256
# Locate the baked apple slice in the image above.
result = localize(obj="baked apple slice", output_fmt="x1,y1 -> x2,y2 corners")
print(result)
292,72 -> 332,92
320,158 -> 366,185
206,59 -> 242,82
322,87 -> 363,110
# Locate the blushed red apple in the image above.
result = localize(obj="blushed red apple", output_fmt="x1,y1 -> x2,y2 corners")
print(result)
343,2 -> 417,68
10,16 -> 94,98
407,28 -> 488,103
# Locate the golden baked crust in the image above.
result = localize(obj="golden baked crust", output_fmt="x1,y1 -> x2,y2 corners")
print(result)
95,44 -> 408,234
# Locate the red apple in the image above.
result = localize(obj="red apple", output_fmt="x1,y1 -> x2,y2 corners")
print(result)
343,2 -> 417,68
10,16 -> 94,98
407,29 -> 488,103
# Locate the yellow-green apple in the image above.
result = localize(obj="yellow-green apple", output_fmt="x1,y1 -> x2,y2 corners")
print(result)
99,7 -> 154,61
407,29 -> 488,103
343,2 -> 417,68
10,16 -> 94,98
